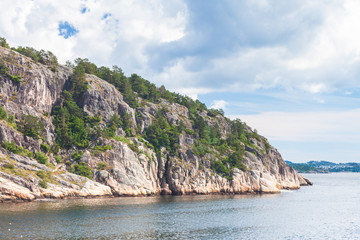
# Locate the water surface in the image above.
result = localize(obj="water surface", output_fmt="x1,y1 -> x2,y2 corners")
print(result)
1,173 -> 360,239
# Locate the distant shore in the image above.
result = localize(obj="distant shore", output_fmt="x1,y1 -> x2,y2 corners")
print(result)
286,161 -> 360,173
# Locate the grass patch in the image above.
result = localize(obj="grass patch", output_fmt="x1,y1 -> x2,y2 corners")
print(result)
92,145 -> 112,152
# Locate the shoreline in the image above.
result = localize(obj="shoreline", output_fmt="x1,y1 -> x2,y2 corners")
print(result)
0,186 -> 308,204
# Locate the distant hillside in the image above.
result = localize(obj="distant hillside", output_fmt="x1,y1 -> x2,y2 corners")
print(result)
286,161 -> 360,173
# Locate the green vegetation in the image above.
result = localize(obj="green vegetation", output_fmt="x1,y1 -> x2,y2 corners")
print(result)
18,115 -> 44,139
55,155 -> 62,164
7,114 -> 14,123
71,150 -> 83,162
61,58 -> 256,178
0,59 -> 22,83
113,135 -> 138,152
93,145 -> 112,152
0,37 -> 275,182
38,180 -> 48,188
114,135 -> 132,144
97,162 -> 107,170
36,169 -> 55,189
144,108 -> 184,156
70,162 -> 92,179
12,46 -> 58,71
35,151 -> 48,164
1,141 -> 33,157
104,113 -> 132,137
3,163 -> 14,169
40,143 -> 50,153
1,141 -> 23,154
0,37 -> 9,48
0,106 -> 6,119
52,89 -> 90,148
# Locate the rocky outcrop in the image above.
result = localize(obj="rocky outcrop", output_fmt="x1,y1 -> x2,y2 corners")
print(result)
0,46 -> 311,202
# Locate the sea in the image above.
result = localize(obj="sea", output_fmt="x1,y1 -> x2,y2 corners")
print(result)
0,173 -> 360,240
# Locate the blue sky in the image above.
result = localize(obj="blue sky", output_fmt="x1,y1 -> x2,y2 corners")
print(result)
1,0 -> 360,163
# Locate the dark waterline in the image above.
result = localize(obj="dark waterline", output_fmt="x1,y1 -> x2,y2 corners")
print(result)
1,173 -> 360,239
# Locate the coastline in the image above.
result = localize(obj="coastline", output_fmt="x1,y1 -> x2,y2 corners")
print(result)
0,183 -> 312,204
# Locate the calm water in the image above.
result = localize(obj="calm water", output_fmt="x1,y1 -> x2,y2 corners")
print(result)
1,173 -> 360,240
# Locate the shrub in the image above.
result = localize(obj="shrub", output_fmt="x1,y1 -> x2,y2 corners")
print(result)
0,37 -> 9,48
40,143 -> 50,153
211,160 -> 230,178
114,135 -> 132,145
93,145 -> 112,152
55,155 -> 62,164
3,163 -> 14,169
97,162 -> 107,170
1,141 -> 22,154
38,180 -> 48,188
0,106 -> 6,119
18,115 -> 44,139
71,150 -> 83,162
0,60 -> 22,83
7,114 -> 14,123
70,162 -> 92,179
36,170 -> 47,179
35,151 -> 48,164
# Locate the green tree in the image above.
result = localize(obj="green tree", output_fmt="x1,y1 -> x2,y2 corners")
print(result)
18,115 -> 44,139
0,37 -> 9,48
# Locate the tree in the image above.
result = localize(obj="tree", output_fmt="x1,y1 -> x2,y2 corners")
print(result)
0,37 -> 9,48
19,115 -> 44,139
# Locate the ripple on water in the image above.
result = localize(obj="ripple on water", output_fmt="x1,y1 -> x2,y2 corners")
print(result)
1,173 -> 360,239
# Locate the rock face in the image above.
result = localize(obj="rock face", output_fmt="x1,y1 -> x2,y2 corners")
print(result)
0,46 -> 311,202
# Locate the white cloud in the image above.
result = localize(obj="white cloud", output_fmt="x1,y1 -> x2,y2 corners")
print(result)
1,0 -> 360,95
231,109 -> 360,143
0,0 -> 188,74
210,100 -> 228,110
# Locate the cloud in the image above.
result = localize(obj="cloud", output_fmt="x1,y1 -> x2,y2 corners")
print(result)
210,100 -> 228,110
231,109 -> 360,143
0,0 -> 187,73
148,0 -> 360,94
1,0 -> 360,96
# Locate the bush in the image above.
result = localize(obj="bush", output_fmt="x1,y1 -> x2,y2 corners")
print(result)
211,160 -> 230,178
55,155 -> 62,164
3,163 -> 14,169
40,143 -> 50,153
0,59 -> 22,84
71,150 -> 83,161
36,170 -> 47,179
1,141 -> 22,154
114,135 -> 132,144
70,162 -> 92,179
38,180 -> 48,188
7,114 -> 14,123
93,145 -> 112,152
97,162 -> 107,170
0,106 -> 6,119
35,151 -> 48,164
0,37 -> 9,48
18,115 -> 44,139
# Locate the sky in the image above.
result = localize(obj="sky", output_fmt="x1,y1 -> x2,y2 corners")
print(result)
1,0 -> 360,163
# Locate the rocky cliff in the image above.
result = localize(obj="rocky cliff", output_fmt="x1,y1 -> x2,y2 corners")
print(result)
0,46 -> 311,202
